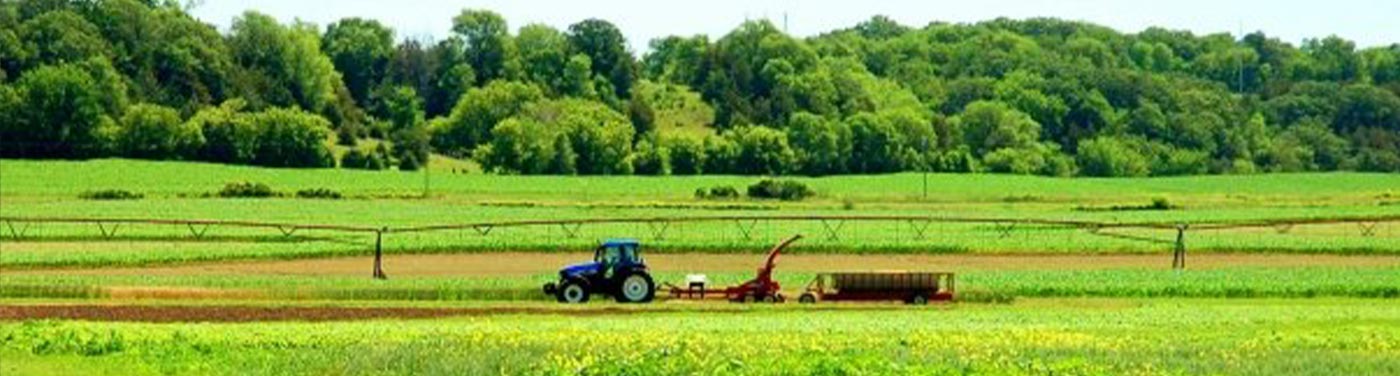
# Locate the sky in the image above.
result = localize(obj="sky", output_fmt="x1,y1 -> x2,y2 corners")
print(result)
189,0 -> 1400,53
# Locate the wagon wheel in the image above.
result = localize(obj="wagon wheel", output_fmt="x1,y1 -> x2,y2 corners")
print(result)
910,294 -> 930,305
799,293 -> 817,304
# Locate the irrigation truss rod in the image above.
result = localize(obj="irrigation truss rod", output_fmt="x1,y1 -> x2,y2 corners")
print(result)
1,214 -> 1396,237
0,216 -> 380,233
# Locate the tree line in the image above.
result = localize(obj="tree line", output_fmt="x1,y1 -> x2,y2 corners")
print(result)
2,0 -> 1398,176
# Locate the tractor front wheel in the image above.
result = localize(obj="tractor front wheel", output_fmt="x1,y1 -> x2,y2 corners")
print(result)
557,280 -> 590,303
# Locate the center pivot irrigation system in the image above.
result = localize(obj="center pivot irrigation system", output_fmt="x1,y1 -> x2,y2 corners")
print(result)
2,214 -> 1396,281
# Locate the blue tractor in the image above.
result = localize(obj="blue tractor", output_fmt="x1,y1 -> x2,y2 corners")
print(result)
542,239 -> 656,303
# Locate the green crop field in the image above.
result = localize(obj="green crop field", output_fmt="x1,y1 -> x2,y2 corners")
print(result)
2,160 -> 1398,269
3,159 -> 1399,375
3,299 -> 1398,375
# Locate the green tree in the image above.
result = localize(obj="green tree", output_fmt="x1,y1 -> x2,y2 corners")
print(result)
627,94 -> 656,136
228,11 -> 342,119
435,80 -> 543,155
478,98 -> 635,174
428,38 -> 476,117
117,103 -> 202,159
516,23 -> 569,94
630,137 -> 671,175
322,18 -> 394,108
190,99 -> 259,164
452,9 -> 517,84
643,35 -> 708,86
787,112 -> 851,175
723,125 -> 796,175
476,117 -> 556,174
248,107 -> 335,168
568,19 -> 637,99
562,54 -> 597,98
17,10 -> 109,66
84,0 -> 234,110
379,86 -> 430,170
1,63 -> 111,157
1302,36 -> 1362,82
1077,137 -> 1150,177
660,135 -> 706,175
955,101 -> 1041,156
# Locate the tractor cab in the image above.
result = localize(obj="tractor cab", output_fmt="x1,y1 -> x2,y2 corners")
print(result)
544,239 -> 655,303
594,239 -> 644,271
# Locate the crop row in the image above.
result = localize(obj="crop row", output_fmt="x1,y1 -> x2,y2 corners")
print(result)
5,267 -> 1397,301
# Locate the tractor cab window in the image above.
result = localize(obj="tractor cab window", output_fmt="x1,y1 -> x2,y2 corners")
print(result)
598,245 -> 623,265
619,244 -> 638,263
596,243 -> 639,266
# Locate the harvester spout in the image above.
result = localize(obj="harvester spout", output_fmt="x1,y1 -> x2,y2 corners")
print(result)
760,234 -> 802,276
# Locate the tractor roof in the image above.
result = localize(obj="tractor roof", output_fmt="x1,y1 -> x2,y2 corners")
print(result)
602,239 -> 640,247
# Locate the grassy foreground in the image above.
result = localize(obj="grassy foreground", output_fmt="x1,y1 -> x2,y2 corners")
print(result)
3,299 -> 1398,375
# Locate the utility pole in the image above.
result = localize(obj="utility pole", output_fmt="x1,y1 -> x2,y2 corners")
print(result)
421,159 -> 431,198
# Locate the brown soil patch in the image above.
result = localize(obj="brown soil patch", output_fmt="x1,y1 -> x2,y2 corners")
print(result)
16,253 -> 1398,277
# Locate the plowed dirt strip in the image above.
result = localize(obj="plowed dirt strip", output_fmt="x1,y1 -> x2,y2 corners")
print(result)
14,254 -> 1399,276
0,304 -> 774,322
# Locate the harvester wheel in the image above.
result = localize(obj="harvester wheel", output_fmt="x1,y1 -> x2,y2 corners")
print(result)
761,295 -> 777,303
615,272 -> 655,303
558,280 -> 590,303
742,294 -> 757,303
799,293 -> 817,304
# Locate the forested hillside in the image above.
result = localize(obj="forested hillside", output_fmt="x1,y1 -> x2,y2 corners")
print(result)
2,0 -> 1398,176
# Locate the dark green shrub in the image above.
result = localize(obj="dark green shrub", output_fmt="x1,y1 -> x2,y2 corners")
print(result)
746,179 -> 814,201
296,188 -> 343,200
694,186 -> 740,200
79,189 -> 143,200
397,153 -> 423,171
710,186 -> 739,199
218,182 -> 276,198
1150,197 -> 1175,210
341,148 -> 388,170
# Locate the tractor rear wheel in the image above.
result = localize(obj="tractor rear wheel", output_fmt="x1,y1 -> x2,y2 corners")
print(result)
558,280 -> 590,303
615,272 -> 655,303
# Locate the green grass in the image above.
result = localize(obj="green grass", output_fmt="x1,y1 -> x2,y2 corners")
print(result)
5,159 -> 1399,203
2,299 -> 1398,375
5,266 -> 1397,301
2,159 -> 1397,267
